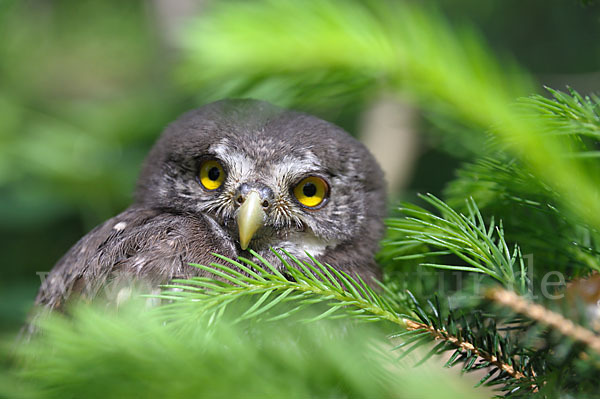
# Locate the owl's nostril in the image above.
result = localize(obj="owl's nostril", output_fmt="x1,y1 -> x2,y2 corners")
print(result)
235,182 -> 274,209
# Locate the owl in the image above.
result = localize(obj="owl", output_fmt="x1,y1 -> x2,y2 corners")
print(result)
35,99 -> 386,310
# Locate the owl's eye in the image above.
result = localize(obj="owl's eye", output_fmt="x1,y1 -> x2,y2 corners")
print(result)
199,159 -> 225,190
293,176 -> 329,208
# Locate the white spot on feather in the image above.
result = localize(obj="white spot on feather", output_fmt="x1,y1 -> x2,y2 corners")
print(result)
113,222 -> 127,231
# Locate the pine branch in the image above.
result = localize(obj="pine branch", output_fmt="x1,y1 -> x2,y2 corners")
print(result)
444,155 -> 600,275
386,194 -> 528,292
445,87 -> 600,223
488,288 -> 600,355
445,157 -> 558,212
11,253 -> 519,399
159,249 -> 404,325
158,249 -> 539,394
447,87 -> 600,214
402,318 -> 530,384
395,293 -> 541,395
519,87 -> 600,142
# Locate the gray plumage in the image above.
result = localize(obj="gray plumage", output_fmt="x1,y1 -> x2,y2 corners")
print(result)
35,99 -> 386,310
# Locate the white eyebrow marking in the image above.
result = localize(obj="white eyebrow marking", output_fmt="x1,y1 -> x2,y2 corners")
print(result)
211,140 -> 255,181
274,154 -> 322,177
209,138 -> 323,192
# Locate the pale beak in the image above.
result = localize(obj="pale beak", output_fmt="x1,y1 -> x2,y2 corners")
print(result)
237,190 -> 266,250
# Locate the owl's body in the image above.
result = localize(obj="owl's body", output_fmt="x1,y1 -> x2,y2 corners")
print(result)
35,100 -> 386,310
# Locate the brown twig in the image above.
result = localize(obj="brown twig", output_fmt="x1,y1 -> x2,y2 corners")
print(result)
487,287 -> 600,355
402,318 -> 530,383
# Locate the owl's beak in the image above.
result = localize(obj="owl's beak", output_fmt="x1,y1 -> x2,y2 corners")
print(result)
237,190 -> 266,250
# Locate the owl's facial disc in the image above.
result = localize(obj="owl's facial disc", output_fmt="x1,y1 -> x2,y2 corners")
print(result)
197,141 -> 338,251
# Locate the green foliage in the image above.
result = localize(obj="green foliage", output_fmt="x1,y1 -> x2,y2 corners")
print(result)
159,249 -> 404,325
180,0 -> 600,232
178,0 -> 532,114
522,87 -> 600,141
0,0 -> 192,313
4,301 -> 485,399
169,1 -> 600,396
8,242 -> 597,398
0,1 -> 178,226
445,88 -> 600,276
386,194 -> 528,293
3,0 -> 600,398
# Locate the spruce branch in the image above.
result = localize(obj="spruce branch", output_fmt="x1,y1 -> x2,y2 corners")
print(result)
402,318 -> 530,384
445,157 -> 559,212
443,87 -> 600,274
446,87 -> 600,214
443,156 -> 600,275
158,250 -> 538,393
158,249 -> 405,325
386,194 -> 528,292
519,87 -> 600,142
488,288 -> 600,355
396,293 -> 540,395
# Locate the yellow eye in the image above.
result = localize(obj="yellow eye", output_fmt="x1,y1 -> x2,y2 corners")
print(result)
199,159 -> 225,190
293,176 -> 329,208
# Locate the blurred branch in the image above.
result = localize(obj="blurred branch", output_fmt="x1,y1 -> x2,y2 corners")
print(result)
488,287 -> 600,355
177,0 -> 600,231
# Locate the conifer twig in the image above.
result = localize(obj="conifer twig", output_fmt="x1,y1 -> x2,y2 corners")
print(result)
402,318 -> 530,383
487,287 -> 600,354
163,250 -> 541,391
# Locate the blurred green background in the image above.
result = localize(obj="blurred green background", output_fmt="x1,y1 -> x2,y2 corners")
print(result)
1,0 -> 599,338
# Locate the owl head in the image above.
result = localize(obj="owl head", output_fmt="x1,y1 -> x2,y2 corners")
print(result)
135,99 -> 385,271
